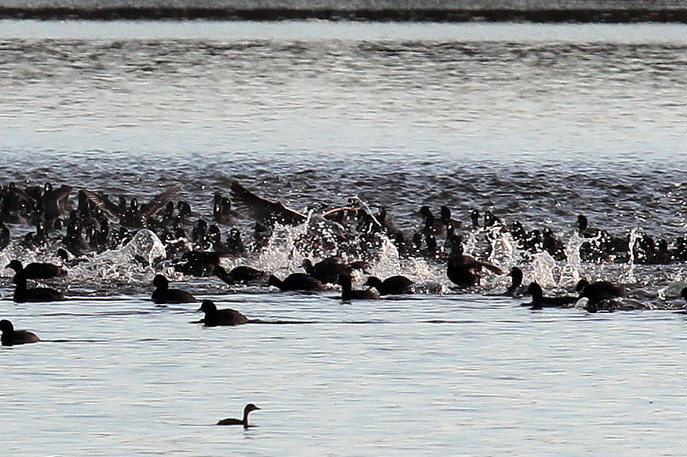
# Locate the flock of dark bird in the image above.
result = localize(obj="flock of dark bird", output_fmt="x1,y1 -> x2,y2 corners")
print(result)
4,178 -> 687,426
2,179 -> 686,345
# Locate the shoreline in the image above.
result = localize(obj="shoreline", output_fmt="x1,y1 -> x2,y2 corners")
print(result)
1,7 -> 687,22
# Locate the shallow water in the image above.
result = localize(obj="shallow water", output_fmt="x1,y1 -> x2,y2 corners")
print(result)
1,20 -> 687,456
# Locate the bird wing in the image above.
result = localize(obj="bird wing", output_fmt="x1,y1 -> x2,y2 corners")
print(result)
140,183 -> 183,218
229,181 -> 307,225
80,188 -> 124,218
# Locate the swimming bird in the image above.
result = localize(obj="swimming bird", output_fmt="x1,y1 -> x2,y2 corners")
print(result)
364,275 -> 414,295
505,267 -> 524,297
6,259 -> 66,280
174,251 -> 225,277
679,287 -> 687,310
446,235 -> 504,288
199,300 -> 248,326
337,273 -> 380,300
524,282 -> 578,310
212,193 -> 241,226
214,265 -> 269,285
302,257 -> 369,284
267,273 -> 324,292
217,403 -> 260,428
0,319 -> 40,346
12,272 -> 65,303
151,274 -> 196,304
576,279 -> 627,304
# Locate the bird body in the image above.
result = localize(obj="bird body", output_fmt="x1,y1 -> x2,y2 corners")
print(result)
217,403 -> 260,428
12,273 -> 65,303
7,259 -> 66,280
151,274 -> 196,304
337,274 -> 380,300
576,279 -> 627,303
268,273 -> 324,292
0,319 -> 40,346
199,300 -> 249,326
525,282 -> 578,309
364,275 -> 414,295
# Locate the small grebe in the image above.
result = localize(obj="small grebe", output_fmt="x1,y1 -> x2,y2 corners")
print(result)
217,403 -> 260,428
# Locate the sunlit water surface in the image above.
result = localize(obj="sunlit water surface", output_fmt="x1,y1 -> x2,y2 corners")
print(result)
1,20 -> 687,456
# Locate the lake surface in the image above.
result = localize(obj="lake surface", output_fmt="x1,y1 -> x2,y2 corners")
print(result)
1,20 -> 687,456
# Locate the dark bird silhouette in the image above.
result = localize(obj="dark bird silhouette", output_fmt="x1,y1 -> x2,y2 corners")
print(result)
576,279 -> 627,312
199,300 -> 249,326
230,180 -> 307,226
505,267 -> 524,297
81,184 -> 182,228
542,227 -> 567,261
0,319 -> 40,346
576,279 -> 627,304
174,251 -> 225,277
268,273 -> 324,292
337,273 -> 380,300
151,274 -> 196,304
38,182 -> 72,231
302,257 -> 368,284
214,265 -> 269,285
212,193 -> 241,226
12,272 -> 65,303
446,235 -> 504,288
524,282 -> 578,310
364,275 -> 414,295
217,403 -> 260,428
6,259 -> 66,280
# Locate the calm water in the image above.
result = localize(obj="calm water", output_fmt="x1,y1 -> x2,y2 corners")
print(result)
1,20 -> 687,456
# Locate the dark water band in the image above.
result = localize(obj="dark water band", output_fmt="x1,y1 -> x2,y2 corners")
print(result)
1,7 -> 687,23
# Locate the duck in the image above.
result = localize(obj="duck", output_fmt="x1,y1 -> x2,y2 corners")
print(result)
212,193 -> 241,226
217,403 -> 260,428
151,274 -> 196,304
38,182 -> 73,232
214,265 -> 269,285
80,184 -> 181,228
542,227 -> 567,261
505,267 -> 524,297
198,300 -> 249,326
6,259 -> 66,280
174,251 -> 224,277
268,273 -> 324,292
446,235 -> 504,288
0,319 -> 40,346
364,275 -> 413,295
337,274 -> 380,300
230,180 -> 307,226
524,282 -> 578,310
576,279 -> 627,304
12,272 -> 65,303
229,181 -> 348,243
302,257 -> 368,284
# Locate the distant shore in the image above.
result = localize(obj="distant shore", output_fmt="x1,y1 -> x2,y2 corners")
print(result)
1,5 -> 686,22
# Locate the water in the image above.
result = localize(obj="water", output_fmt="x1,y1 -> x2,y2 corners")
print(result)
1,20 -> 687,456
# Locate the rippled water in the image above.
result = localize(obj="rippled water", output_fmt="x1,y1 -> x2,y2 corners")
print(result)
1,20 -> 687,456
